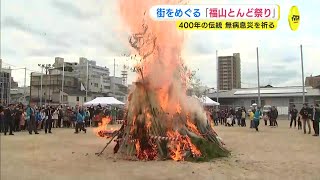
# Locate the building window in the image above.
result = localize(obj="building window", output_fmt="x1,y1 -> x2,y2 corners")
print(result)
94,83 -> 98,87
76,96 -> 79,101
84,97 -> 87,102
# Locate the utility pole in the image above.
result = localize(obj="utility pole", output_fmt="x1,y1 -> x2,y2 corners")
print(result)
45,67 -> 48,106
24,67 -> 27,104
86,60 -> 88,101
0,59 -> 3,104
300,44 -> 305,103
114,59 -> 116,77
49,69 -> 51,105
1,81 -> 4,104
256,47 -> 261,107
8,66 -> 11,104
61,61 -> 64,104
40,67 -> 43,107
30,72 -> 32,105
38,65 -> 44,107
38,64 -> 52,107
113,58 -> 116,97
216,50 -> 219,103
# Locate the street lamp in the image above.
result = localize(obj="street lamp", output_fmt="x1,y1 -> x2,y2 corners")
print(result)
38,64 -> 53,106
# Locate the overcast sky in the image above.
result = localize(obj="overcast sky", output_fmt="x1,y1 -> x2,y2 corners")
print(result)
1,0 -> 319,88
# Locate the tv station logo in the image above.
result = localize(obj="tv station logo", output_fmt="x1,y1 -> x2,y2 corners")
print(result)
288,6 -> 300,31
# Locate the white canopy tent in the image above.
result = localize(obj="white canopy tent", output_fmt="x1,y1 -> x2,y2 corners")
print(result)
83,97 -> 125,107
199,96 -> 220,106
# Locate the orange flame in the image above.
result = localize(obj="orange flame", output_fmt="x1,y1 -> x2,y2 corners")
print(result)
185,136 -> 202,157
130,115 -> 137,134
167,131 -> 183,161
167,130 -> 202,161
115,0 -> 221,161
186,116 -> 201,136
135,139 -> 158,160
135,140 -> 141,156
94,116 -> 112,137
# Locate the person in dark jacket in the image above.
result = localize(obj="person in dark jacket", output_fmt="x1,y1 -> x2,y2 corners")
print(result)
45,106 -> 53,134
4,104 -> 15,135
300,103 -> 311,134
289,105 -> 298,128
57,106 -> 63,128
297,115 -> 302,130
220,110 -> 226,125
88,105 -> 94,125
212,108 -> 218,126
312,104 -> 320,136
0,105 -> 4,133
274,106 -> 279,127
269,106 -> 278,127
13,105 -> 22,131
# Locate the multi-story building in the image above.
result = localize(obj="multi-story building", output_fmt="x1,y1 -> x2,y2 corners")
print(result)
10,86 -> 30,104
218,53 -> 241,90
0,59 -> 12,105
75,57 -> 112,94
110,76 -> 128,102
30,69 -> 81,105
53,57 -> 78,72
305,75 -> 320,89
11,77 -> 18,89
30,57 -> 128,105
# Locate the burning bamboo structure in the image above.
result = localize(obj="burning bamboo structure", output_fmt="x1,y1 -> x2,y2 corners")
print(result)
95,0 -> 230,161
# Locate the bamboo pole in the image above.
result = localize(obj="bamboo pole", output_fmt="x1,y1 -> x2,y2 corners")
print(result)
138,68 -> 164,158
96,131 -> 120,156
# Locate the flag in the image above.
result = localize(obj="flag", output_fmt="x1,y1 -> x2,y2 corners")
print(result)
81,83 -> 86,91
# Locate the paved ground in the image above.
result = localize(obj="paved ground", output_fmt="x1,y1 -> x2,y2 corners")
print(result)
1,120 -> 320,180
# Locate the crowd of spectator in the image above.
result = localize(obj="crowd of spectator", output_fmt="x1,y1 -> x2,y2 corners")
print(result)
0,103 -> 124,135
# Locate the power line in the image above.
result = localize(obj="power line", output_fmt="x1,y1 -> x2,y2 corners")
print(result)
2,61 -> 41,73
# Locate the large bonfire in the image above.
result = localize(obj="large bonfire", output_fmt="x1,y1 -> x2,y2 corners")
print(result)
96,0 -> 230,161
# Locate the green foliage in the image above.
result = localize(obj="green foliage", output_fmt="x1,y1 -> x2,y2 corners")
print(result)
187,136 -> 230,162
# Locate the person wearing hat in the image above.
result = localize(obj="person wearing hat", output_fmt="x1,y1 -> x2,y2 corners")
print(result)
4,104 -> 15,135
300,103 -> 312,134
